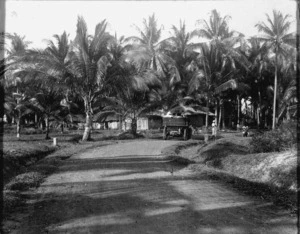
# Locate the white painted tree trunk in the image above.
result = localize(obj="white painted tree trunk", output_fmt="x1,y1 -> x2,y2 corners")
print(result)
82,112 -> 92,141
82,97 -> 93,141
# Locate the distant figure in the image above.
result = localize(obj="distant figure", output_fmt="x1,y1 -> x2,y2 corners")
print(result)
212,119 -> 217,140
242,126 -> 249,137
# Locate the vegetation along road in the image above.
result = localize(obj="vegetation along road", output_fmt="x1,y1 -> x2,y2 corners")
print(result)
12,140 -> 297,234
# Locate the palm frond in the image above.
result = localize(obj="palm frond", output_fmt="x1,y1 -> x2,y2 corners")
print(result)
215,79 -> 237,94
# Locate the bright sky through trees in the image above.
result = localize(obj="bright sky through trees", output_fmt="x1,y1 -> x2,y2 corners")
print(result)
5,0 -> 297,49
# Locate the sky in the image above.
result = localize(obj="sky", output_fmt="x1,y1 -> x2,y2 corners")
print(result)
4,0 -> 297,49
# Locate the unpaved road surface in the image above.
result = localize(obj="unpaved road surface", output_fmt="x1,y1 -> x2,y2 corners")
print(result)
14,140 -> 296,234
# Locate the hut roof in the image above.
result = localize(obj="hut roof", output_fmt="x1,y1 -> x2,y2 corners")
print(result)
167,105 -> 214,116
105,114 -> 120,122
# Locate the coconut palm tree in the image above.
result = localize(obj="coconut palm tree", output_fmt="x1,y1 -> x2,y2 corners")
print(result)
277,48 -> 297,121
188,43 -> 221,127
192,9 -> 248,66
4,91 -> 32,138
17,17 -> 113,141
104,34 -> 160,132
0,32 -> 5,76
166,20 -> 197,81
30,87 -> 63,139
99,58 -> 161,135
123,14 -> 187,118
64,17 -> 114,140
125,14 -> 180,83
162,20 -> 200,107
190,10 -> 250,128
255,10 -> 296,129
3,34 -> 32,138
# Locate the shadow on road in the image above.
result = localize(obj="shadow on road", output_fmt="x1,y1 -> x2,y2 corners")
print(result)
18,150 -> 297,234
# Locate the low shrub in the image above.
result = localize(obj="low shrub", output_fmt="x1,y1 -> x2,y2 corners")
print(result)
30,164 -> 58,175
68,134 -> 82,143
117,131 -> 144,140
250,121 -> 297,153
3,190 -> 25,213
5,172 -> 44,191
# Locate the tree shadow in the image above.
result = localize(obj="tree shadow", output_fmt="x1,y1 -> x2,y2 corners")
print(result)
18,153 -> 297,234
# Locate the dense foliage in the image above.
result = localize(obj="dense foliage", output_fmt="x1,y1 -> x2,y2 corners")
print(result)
1,9 -> 297,140
250,120 -> 297,153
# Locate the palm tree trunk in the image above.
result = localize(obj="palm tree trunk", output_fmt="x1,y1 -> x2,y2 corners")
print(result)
82,113 -> 92,141
222,102 -> 225,129
119,115 -> 122,132
218,100 -> 222,129
205,101 -> 209,128
272,54 -> 278,129
45,116 -> 50,139
61,123 -> 64,134
257,107 -> 260,128
16,97 -> 21,139
131,118 -> 137,135
82,97 -> 93,141
237,95 -> 240,127
16,119 -> 20,139
215,100 -> 218,124
264,110 -> 268,128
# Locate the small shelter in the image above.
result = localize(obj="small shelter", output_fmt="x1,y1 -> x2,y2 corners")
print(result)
138,111 -> 163,130
103,114 -> 121,130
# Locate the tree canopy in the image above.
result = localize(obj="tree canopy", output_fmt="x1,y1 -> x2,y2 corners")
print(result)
3,9 -> 297,139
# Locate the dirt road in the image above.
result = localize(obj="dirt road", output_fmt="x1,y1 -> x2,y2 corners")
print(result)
15,140 -> 296,234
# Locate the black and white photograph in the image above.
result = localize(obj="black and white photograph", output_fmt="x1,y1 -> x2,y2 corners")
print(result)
1,0 -> 298,233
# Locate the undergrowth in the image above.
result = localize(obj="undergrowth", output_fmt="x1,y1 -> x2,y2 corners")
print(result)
250,121 -> 296,153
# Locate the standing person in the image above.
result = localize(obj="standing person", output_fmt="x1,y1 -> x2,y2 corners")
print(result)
212,119 -> 217,140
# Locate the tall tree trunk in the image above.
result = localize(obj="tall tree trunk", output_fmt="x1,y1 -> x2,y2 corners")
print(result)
16,119 -> 20,139
257,88 -> 262,129
119,115 -> 122,132
237,95 -> 240,126
272,54 -> 278,129
215,99 -> 218,125
16,98 -> 21,139
82,112 -> 92,141
257,107 -> 260,129
222,102 -> 225,129
131,118 -> 137,135
45,116 -> 50,139
264,110 -> 268,128
61,123 -> 64,134
82,97 -> 93,141
218,100 -> 222,129
205,101 -> 209,128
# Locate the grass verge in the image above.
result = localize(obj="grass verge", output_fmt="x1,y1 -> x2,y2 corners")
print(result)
176,135 -> 297,212
161,140 -> 203,165
2,130 -> 121,217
